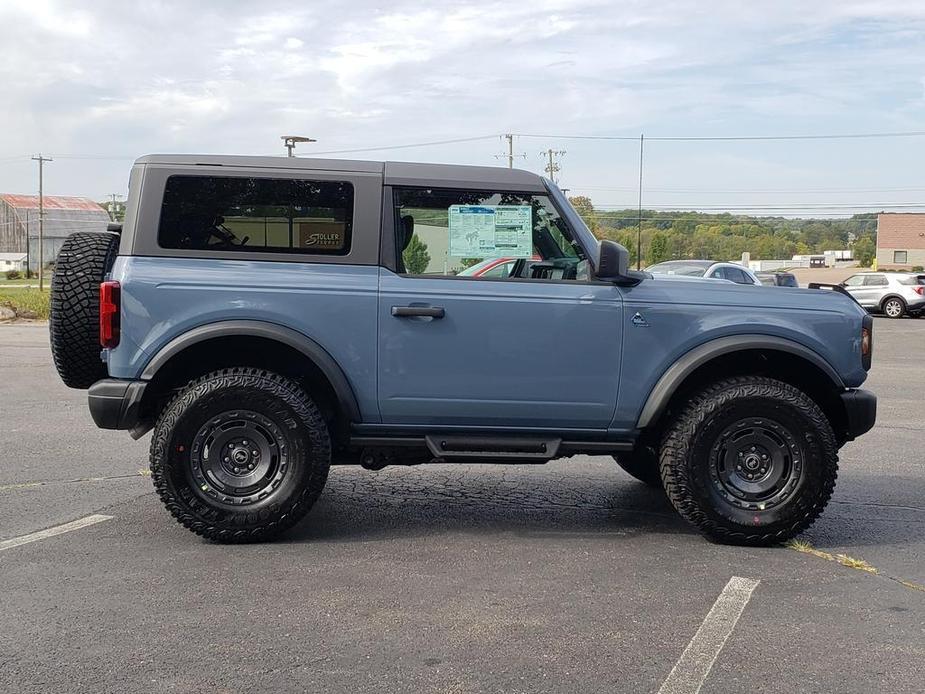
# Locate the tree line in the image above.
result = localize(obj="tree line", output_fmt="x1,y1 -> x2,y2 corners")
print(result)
568,196 -> 877,267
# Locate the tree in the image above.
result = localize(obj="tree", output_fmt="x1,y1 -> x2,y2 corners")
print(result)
403,235 -> 431,274
648,232 -> 670,264
97,200 -> 126,222
568,195 -> 599,233
852,237 -> 875,268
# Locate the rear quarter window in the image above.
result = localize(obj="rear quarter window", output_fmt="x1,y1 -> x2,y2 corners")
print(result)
157,175 -> 354,255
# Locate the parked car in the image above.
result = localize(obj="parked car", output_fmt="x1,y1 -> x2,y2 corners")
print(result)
840,272 -> 925,318
47,155 -> 875,546
756,271 -> 799,287
458,256 -> 539,278
646,260 -> 761,285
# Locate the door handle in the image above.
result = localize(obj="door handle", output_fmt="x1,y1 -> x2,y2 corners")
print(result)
391,306 -> 445,319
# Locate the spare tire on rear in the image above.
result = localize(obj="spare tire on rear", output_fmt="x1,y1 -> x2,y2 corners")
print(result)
49,232 -> 120,389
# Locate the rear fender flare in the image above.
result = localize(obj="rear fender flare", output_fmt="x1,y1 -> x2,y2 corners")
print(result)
140,320 -> 361,422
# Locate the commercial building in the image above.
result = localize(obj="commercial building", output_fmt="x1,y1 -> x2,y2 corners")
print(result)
876,213 -> 925,269
0,194 -> 110,272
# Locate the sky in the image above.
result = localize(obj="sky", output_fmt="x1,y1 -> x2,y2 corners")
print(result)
1,0 -> 925,216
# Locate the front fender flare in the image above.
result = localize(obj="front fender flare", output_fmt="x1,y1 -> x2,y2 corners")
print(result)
140,319 -> 361,422
636,335 -> 844,429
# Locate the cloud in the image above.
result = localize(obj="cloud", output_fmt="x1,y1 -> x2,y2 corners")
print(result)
0,0 -> 923,206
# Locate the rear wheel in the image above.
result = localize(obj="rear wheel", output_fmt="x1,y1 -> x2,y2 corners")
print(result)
660,376 -> 838,546
150,368 -> 331,542
49,232 -> 120,388
882,297 -> 905,319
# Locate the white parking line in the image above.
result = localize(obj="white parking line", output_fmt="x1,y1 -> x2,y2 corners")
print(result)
0,514 -> 113,552
657,576 -> 760,694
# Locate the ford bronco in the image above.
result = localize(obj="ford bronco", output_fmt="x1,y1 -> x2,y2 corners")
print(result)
49,155 -> 876,545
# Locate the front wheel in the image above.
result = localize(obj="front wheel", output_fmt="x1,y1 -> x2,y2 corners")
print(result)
150,368 -> 331,542
659,376 -> 838,546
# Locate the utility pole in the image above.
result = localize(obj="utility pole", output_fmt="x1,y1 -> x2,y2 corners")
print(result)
24,211 -> 30,278
542,149 -> 566,184
32,154 -> 52,291
108,193 -> 122,222
494,134 -> 525,168
636,134 -> 644,270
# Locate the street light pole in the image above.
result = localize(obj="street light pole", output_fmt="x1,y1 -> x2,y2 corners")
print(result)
281,135 -> 317,157
32,154 -> 52,291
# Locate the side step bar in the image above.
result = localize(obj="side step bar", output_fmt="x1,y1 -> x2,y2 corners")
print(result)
426,435 -> 560,461
349,434 -> 633,464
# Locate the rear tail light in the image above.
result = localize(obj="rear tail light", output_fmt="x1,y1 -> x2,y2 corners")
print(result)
913,286 -> 924,296
860,316 -> 873,371
99,281 -> 120,348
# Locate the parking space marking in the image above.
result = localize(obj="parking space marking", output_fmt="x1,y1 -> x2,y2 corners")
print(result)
657,576 -> 760,694
0,514 -> 113,552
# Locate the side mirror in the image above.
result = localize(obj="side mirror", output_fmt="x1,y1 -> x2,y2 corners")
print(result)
595,239 -> 635,283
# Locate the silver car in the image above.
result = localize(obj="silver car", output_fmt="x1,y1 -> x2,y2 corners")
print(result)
840,272 -> 925,318
646,260 -> 761,285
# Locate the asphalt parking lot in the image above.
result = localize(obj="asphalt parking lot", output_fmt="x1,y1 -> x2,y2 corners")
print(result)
1,319 -> 923,693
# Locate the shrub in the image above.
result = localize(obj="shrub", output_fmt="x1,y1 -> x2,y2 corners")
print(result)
0,289 -> 50,319
912,265 -> 924,272
5,270 -> 22,280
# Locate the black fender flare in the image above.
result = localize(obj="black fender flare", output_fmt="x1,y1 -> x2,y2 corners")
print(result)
636,335 -> 844,429
140,320 -> 361,422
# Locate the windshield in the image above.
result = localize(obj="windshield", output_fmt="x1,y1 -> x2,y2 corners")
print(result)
544,180 -> 600,261
647,261 -> 712,277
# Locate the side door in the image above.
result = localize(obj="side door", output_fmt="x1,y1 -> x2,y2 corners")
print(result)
840,274 -> 869,305
377,185 -> 623,430
862,273 -> 889,307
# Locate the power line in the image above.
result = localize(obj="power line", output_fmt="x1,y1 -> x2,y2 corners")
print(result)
592,203 -> 925,210
304,135 -> 498,156
573,185 -> 925,194
513,130 -> 925,142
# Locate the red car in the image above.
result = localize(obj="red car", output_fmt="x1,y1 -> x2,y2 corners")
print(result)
458,256 -> 538,278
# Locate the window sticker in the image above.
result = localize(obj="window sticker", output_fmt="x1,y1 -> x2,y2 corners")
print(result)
448,205 -> 533,258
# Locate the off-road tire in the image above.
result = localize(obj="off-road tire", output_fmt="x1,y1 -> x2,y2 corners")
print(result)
613,447 -> 662,487
150,368 -> 331,543
660,376 -> 838,546
882,296 -> 906,319
49,232 -> 120,388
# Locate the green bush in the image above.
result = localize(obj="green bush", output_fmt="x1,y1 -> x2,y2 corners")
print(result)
4,270 -> 22,280
912,265 -> 924,272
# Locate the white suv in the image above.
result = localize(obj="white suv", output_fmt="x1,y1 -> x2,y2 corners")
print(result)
841,272 -> 925,319
645,260 -> 761,285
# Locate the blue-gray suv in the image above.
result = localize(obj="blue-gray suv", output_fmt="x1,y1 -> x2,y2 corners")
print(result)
48,155 -> 876,546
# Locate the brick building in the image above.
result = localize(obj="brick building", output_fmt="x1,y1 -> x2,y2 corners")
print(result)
876,213 -> 925,269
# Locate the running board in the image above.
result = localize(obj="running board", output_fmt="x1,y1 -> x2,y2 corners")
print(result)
348,434 -> 633,463
425,435 -> 560,461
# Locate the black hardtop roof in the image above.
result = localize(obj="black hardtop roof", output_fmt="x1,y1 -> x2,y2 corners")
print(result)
134,154 -> 548,192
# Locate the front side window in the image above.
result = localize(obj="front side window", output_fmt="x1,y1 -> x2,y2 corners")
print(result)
894,250 -> 908,264
712,266 -> 748,283
842,275 -> 864,287
158,176 -> 353,255
393,188 -> 589,281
